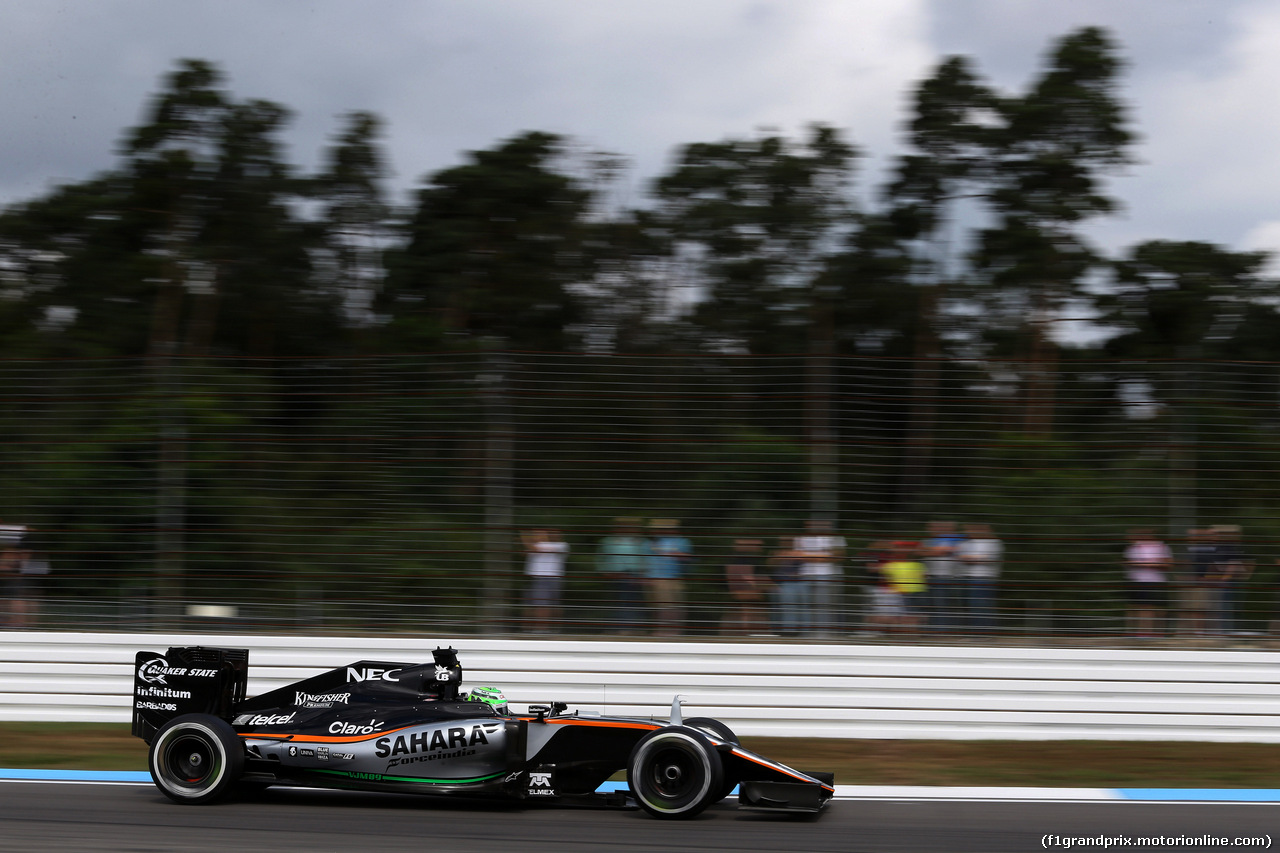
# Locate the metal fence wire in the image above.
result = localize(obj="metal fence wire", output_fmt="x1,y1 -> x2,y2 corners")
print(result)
1,351 -> 1278,642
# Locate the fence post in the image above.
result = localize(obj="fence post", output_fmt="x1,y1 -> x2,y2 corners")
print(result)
481,346 -> 514,630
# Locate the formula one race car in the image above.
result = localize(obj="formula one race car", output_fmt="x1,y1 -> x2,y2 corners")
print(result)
131,646 -> 834,819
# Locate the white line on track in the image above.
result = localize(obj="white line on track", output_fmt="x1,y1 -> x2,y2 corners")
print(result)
5,775 -> 1280,804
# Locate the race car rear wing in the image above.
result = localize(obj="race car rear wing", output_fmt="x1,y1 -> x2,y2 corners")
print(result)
131,646 -> 249,744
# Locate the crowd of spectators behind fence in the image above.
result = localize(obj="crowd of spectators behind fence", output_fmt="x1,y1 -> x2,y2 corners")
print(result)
0,515 -> 1270,638
854,522 -> 1005,637
1130,524 -> 1255,638
573,518 -> 1268,640
584,516 -> 1006,639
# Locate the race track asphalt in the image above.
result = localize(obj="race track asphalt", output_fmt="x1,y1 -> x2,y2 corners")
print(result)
1,781 -> 1276,852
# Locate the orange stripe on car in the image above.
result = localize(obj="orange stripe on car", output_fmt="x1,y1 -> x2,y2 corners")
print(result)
536,719 -> 660,730
731,748 -> 836,792
238,726 -> 414,744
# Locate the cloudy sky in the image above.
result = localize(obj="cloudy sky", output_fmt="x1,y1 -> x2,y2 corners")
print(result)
3,0 -> 1279,268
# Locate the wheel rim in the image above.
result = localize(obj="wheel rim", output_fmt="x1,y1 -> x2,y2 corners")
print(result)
648,745 -> 699,800
168,735 -> 215,784
154,724 -> 225,797
632,731 -> 716,815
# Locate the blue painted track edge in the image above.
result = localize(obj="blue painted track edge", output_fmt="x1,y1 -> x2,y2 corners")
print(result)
0,768 -> 152,782
4,771 -> 1280,802
1117,788 -> 1280,802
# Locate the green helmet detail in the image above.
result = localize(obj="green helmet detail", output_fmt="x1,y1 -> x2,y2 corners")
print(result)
467,686 -> 509,715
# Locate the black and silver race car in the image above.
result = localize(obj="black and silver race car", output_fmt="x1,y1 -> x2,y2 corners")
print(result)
131,645 -> 834,819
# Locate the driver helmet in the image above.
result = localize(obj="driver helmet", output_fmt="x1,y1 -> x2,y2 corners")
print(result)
466,685 -> 509,715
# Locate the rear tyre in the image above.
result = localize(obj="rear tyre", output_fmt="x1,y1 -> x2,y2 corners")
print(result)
149,714 -> 244,804
627,725 -> 724,819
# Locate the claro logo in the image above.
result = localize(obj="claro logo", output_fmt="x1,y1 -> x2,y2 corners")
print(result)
329,719 -> 384,735
346,667 -> 401,683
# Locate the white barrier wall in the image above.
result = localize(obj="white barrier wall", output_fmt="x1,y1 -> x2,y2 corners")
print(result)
4,631 -> 1280,742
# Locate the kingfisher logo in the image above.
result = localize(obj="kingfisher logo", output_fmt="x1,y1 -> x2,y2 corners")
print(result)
294,691 -> 351,707
137,658 -> 218,685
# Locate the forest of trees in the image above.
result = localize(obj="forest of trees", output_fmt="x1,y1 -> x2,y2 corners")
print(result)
3,28 -> 1279,630
9,29 -> 1276,364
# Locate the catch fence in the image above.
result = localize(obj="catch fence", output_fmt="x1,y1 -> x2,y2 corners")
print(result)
0,351 -> 1277,641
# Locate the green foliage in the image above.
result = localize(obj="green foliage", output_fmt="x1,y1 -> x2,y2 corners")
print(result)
0,59 -> 346,361
382,131 -> 593,351
958,27 -> 1136,372
887,55 -> 995,240
1101,240 -> 1276,359
649,123 -> 858,354
968,433 -> 1135,586
0,37 -> 1278,632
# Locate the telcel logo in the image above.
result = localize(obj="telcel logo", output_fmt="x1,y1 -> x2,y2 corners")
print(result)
238,712 -> 296,727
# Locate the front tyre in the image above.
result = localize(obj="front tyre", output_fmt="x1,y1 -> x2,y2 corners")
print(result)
627,726 -> 724,819
683,717 -> 739,800
683,716 -> 738,745
148,714 -> 244,804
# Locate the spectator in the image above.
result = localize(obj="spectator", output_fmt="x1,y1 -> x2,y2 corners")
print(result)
859,540 -> 899,635
1181,527 -> 1216,636
1124,528 -> 1172,637
794,519 -> 846,637
0,524 -> 27,629
882,541 -> 926,632
769,538 -> 808,637
13,550 -> 46,630
647,519 -> 691,637
923,521 -> 964,632
958,523 -> 1002,631
722,538 -> 770,636
522,528 -> 568,633
595,518 -> 649,634
1210,525 -> 1252,634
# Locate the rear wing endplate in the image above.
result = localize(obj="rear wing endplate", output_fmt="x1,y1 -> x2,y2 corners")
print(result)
131,646 -> 249,743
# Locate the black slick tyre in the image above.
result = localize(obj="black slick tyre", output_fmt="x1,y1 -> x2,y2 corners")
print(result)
683,716 -> 738,745
148,714 -> 244,804
683,716 -> 740,800
627,725 -> 724,819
